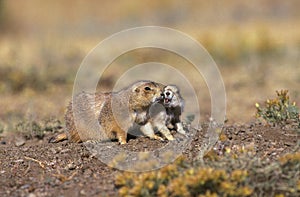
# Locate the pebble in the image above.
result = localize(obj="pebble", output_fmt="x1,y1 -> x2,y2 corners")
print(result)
50,148 -> 58,154
284,142 -> 293,146
84,169 -> 92,177
20,184 -> 30,189
80,190 -> 86,195
67,163 -> 76,170
22,147 -> 29,152
28,193 -> 36,197
14,159 -> 24,163
60,149 -> 71,154
15,137 -> 26,147
132,157 -> 137,161
234,130 -> 239,135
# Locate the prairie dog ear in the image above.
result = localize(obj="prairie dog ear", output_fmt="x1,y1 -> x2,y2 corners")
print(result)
131,81 -> 148,93
134,87 -> 140,92
166,85 -> 179,93
134,87 -> 140,93
131,82 -> 143,93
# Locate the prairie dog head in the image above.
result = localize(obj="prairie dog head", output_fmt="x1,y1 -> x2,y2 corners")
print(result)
162,85 -> 184,108
131,81 -> 165,109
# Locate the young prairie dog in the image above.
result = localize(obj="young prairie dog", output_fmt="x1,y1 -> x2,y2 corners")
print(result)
145,85 -> 186,141
162,85 -> 186,135
49,80 -> 165,144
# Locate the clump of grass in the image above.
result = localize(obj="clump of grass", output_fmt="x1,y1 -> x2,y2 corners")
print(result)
0,122 -> 4,134
115,157 -> 252,197
15,118 -> 63,139
210,148 -> 300,197
115,150 -> 300,197
255,90 -> 300,126
0,66 -> 46,93
0,64 -> 75,94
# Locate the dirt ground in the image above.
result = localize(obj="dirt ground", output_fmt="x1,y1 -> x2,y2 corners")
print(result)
0,122 -> 298,197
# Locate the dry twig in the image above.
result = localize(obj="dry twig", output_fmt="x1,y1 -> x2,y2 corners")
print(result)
24,156 -> 46,169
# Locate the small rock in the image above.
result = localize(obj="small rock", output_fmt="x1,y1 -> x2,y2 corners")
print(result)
66,163 -> 76,170
84,169 -> 92,177
271,152 -> 277,156
80,190 -> 86,195
20,184 -> 30,189
50,148 -> 58,154
143,144 -> 148,148
60,149 -> 71,154
28,193 -> 36,197
15,137 -> 26,147
48,161 -> 56,167
284,142 -> 294,146
22,147 -> 29,152
14,159 -> 24,163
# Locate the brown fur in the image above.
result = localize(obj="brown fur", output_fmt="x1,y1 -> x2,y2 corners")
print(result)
49,81 -> 165,144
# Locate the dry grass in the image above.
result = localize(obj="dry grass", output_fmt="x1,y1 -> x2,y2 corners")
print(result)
0,0 -> 300,125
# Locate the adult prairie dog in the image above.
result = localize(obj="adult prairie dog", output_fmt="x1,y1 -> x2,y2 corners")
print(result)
49,80 -> 165,144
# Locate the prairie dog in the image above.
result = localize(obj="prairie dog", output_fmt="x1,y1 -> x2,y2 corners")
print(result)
163,85 -> 185,135
49,81 -> 165,144
147,85 -> 186,140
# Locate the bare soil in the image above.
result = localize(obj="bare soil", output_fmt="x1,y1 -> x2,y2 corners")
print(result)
0,122 -> 299,197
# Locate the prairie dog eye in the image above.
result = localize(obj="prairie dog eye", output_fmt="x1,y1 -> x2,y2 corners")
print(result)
144,87 -> 151,91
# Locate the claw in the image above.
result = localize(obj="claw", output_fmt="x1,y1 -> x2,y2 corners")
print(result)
166,135 -> 175,141
152,135 -> 164,141
119,141 -> 127,145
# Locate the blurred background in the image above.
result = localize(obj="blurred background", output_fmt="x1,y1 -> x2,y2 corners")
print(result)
0,0 -> 299,129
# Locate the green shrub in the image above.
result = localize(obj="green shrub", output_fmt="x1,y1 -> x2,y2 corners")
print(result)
255,90 -> 300,126
115,150 -> 300,197
115,157 -> 253,197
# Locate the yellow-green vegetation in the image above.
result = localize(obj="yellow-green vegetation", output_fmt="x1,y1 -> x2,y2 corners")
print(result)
200,27 -> 283,67
115,157 -> 252,197
0,63 -> 76,94
256,90 -> 300,126
115,151 -> 300,197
